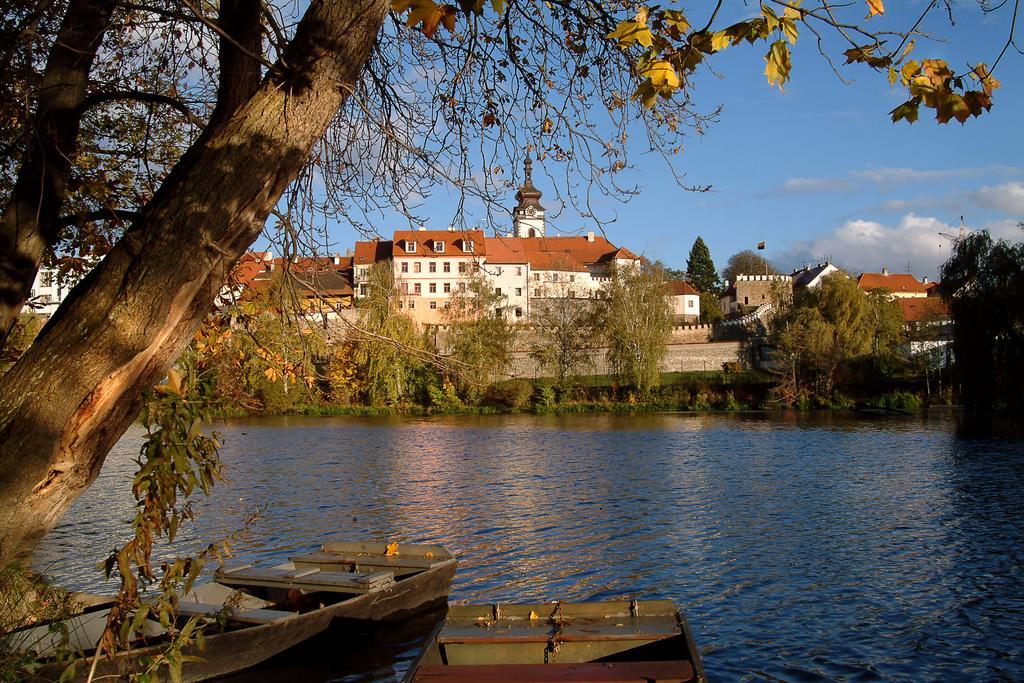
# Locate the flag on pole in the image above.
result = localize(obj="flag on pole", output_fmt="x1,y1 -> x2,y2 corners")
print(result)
757,241 -> 766,250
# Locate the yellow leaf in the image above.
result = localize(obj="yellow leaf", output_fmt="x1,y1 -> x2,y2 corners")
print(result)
781,18 -> 798,44
764,40 -> 791,90
608,20 -> 654,48
490,0 -> 504,13
384,541 -> 400,556
645,60 -> 680,89
866,0 -> 884,17
529,610 -> 539,619
711,30 -> 730,52
887,66 -> 898,87
542,116 -> 554,133
167,368 -> 183,396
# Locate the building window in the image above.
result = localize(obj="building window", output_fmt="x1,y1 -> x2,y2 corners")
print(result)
515,307 -> 523,317
444,282 -> 451,293
402,282 -> 409,294
744,296 -> 749,305
533,273 -> 540,281
443,261 -> 451,273
495,287 -> 502,296
568,290 -> 575,298
429,283 -> 437,293
458,282 -> 466,292
552,273 -> 560,282
359,284 -> 367,296
444,302 -> 450,309
429,262 -> 437,273
414,262 -> 422,273
401,262 -> 408,273
464,239 -> 475,253
414,283 -> 422,294
570,274 -> 575,282
516,267 -> 522,276
406,240 -> 417,253
430,301 -> 437,309
458,262 -> 468,274
688,299 -> 695,308
409,300 -> 415,309
41,271 -> 54,288
398,301 -> 404,309
435,240 -> 445,253
515,288 -> 522,297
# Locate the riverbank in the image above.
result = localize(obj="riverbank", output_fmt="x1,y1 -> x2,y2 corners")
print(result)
220,370 -> 949,418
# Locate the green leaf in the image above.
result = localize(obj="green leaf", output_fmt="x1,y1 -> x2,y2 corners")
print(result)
889,99 -> 920,124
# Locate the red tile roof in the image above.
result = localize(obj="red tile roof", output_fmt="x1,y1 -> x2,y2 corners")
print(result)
392,230 -> 486,257
898,297 -> 949,322
354,240 -> 392,265
857,272 -> 929,295
666,280 -> 700,296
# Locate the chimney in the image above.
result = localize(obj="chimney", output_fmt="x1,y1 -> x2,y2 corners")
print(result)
419,226 -> 426,231
332,253 -> 341,265
881,267 -> 888,275
586,231 -> 595,243
922,276 -> 929,284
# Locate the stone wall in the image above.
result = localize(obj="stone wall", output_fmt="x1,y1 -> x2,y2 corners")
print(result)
507,341 -> 746,378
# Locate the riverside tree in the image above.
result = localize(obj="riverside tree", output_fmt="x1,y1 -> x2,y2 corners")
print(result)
940,228 -> 1024,411
603,262 -> 672,395
771,272 -> 904,403
0,0 -> 1017,563
529,282 -> 605,390
442,273 -> 516,400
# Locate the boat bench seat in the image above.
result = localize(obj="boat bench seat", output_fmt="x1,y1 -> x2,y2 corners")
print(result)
438,616 -> 682,645
215,564 -> 395,594
290,551 -> 438,573
411,660 -> 696,682
174,601 -> 295,625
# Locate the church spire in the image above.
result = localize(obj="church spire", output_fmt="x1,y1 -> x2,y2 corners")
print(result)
513,153 -> 545,238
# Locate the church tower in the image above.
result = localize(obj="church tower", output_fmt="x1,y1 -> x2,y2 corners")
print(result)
512,154 -> 545,238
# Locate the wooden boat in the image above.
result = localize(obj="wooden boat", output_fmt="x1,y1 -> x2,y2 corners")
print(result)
21,541 -> 456,682
404,600 -> 705,683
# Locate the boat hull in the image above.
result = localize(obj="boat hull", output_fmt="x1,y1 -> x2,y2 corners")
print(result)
45,559 -> 456,682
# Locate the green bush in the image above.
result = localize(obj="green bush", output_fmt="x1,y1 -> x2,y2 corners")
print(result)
484,379 -> 535,411
532,382 -> 557,412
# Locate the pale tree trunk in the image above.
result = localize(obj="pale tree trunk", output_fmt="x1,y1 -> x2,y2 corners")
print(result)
0,0 -> 114,347
0,0 -> 389,565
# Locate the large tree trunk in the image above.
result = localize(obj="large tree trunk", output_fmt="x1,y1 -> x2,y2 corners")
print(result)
0,0 -> 114,348
0,0 -> 388,565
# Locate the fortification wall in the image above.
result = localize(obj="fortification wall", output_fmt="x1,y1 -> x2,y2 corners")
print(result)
507,341 -> 745,378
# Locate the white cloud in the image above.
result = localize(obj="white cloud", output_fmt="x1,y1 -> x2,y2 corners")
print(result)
778,176 -> 854,194
969,181 -> 1024,215
853,165 -> 1022,186
781,214 -> 1024,279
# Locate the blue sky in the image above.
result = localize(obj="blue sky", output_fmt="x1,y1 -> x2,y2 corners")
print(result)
321,2 -> 1023,282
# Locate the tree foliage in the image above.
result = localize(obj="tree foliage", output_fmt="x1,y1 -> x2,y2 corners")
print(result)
443,273 -> 516,400
940,228 -> 1024,411
722,249 -> 780,283
529,290 -> 604,389
771,273 -> 904,402
685,236 -> 719,295
603,262 -> 672,395
351,262 -> 424,406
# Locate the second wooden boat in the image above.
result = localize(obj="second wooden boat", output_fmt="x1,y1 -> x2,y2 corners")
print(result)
405,599 -> 705,682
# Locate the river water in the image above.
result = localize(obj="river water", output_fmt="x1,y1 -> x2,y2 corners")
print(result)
33,411 -> 1024,681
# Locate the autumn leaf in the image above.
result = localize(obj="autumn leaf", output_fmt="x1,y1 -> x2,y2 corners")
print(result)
866,0 -> 884,17
710,30 -> 730,52
529,610 -> 540,619
764,40 -> 792,90
385,541 -> 400,556
889,98 -> 920,124
608,20 -> 654,48
644,60 -> 680,89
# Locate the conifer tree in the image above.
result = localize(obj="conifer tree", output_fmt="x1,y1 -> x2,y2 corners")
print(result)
685,237 -> 720,295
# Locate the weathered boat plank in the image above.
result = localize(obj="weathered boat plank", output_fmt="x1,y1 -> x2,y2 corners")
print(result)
413,660 -> 695,682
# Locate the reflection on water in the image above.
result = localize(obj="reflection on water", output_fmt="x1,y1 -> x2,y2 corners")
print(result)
33,411 -> 1024,681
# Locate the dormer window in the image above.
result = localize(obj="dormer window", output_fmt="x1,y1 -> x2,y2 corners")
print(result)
464,239 -> 475,253
434,240 -> 445,253
405,240 -> 417,253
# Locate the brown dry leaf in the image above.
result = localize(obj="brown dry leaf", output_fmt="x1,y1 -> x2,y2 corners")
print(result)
384,541 -> 400,556
529,610 -> 539,620
425,551 -> 434,557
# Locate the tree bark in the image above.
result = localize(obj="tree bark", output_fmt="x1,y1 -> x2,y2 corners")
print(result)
0,0 -> 388,565
0,0 -> 114,348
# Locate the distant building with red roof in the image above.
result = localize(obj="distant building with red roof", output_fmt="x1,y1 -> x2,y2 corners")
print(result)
857,269 -> 929,298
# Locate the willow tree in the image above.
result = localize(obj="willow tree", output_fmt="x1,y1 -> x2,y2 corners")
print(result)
603,262 -> 672,395
0,0 -> 1015,563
